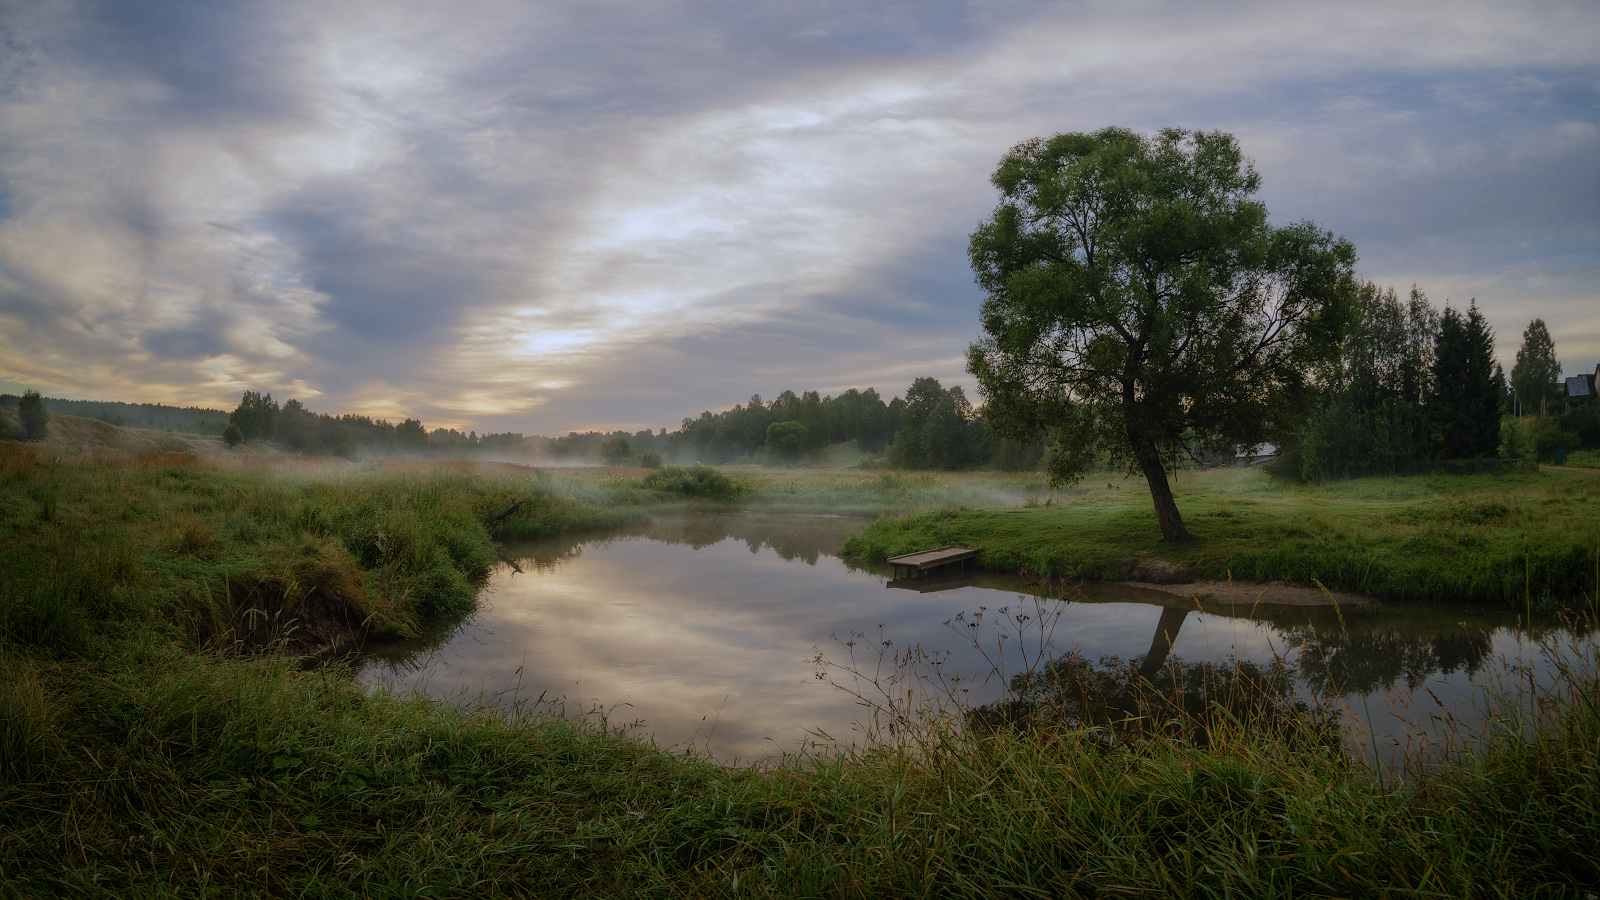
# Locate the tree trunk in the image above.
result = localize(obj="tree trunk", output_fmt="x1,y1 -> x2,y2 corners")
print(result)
1135,444 -> 1192,541
1136,606 -> 1190,681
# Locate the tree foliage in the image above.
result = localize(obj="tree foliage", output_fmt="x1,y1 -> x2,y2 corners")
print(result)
395,418 -> 428,452
1283,288 -> 1508,479
17,390 -> 48,441
762,421 -> 806,467
1425,302 -> 1499,459
1289,284 -> 1435,479
229,391 -> 277,442
967,127 -> 1357,540
599,437 -> 632,466
887,378 -> 990,470
1511,319 -> 1562,417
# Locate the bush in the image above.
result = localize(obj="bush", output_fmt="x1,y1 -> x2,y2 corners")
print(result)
221,424 -> 244,448
1562,405 -> 1600,449
1531,417 -> 1581,458
636,449 -> 662,469
638,464 -> 742,498
1499,416 -> 1533,459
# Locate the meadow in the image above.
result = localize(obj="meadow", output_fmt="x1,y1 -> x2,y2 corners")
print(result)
842,465 -> 1600,609
2,442 -> 1597,897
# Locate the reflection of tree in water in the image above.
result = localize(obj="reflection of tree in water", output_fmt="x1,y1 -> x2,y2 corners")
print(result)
969,608 -> 1338,748
1275,614 -> 1495,697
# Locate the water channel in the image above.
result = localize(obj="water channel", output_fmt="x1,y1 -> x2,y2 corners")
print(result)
354,513 -> 1593,768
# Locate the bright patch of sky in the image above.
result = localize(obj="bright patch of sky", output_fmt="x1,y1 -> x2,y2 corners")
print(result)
1,0 -> 1595,433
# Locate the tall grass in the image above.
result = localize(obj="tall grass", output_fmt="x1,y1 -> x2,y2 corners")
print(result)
0,445 -> 638,652
2,608 -> 1593,896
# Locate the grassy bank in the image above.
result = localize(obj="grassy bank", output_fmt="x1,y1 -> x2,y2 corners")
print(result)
843,466 -> 1600,608
0,447 -> 640,654
3,446 -> 1598,896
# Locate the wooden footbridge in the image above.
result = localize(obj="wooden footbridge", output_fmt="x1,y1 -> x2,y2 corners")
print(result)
886,544 -> 977,580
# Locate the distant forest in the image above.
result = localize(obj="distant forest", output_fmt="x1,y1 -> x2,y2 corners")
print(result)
0,379 -> 1046,471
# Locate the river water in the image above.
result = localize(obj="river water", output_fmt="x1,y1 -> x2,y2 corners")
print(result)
353,513 -> 1593,768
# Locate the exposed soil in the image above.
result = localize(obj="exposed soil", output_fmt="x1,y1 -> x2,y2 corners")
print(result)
1122,579 -> 1377,608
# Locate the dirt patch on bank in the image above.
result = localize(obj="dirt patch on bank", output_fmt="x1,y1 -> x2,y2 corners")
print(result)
1122,579 -> 1377,608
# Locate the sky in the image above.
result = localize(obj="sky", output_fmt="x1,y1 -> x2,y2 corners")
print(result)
1,0 -> 1596,435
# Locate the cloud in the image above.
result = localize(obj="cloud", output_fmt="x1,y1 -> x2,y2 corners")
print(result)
1,0 -> 1596,425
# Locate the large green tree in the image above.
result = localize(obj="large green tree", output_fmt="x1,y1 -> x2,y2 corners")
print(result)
968,127 -> 1357,540
1511,319 -> 1562,417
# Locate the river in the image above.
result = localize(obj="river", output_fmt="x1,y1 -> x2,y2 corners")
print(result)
354,513 -> 1593,769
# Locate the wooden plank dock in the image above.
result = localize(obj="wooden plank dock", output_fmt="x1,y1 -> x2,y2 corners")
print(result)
886,545 -> 977,579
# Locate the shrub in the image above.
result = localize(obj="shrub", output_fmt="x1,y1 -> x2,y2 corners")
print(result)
221,424 -> 244,448
1499,416 -> 1533,459
636,449 -> 662,469
638,464 -> 742,498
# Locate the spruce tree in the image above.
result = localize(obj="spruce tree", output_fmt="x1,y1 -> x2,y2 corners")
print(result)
1462,302 -> 1499,456
1426,302 -> 1499,459
1512,319 -> 1562,417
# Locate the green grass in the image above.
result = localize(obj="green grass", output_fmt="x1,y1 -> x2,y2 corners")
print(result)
2,444 -> 1598,896
1563,449 -> 1600,470
843,466 -> 1600,608
0,448 -> 640,652
3,621 -> 1595,897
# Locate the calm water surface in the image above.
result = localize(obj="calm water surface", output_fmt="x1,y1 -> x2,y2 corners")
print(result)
354,513 -> 1592,765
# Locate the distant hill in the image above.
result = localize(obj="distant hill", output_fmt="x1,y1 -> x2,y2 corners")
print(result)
0,407 -> 242,454
0,395 -> 228,433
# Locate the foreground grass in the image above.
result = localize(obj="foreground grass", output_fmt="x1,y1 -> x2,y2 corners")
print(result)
844,466 -> 1600,608
4,630 -> 1595,897
3,445 -> 1598,896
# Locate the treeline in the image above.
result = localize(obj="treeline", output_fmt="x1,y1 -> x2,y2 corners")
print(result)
569,379 -> 1045,470
219,393 -> 533,461
0,395 -> 229,433
1278,284 -> 1598,480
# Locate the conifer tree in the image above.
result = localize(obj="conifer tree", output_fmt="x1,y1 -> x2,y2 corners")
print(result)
1511,319 -> 1562,417
1425,303 -> 1498,459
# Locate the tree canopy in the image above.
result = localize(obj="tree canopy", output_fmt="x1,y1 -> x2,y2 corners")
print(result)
18,390 -> 48,441
1511,319 -> 1562,417
967,127 -> 1357,540
1425,302 -> 1499,459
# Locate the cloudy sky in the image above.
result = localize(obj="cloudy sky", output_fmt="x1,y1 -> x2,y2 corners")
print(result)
1,0 -> 1596,434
